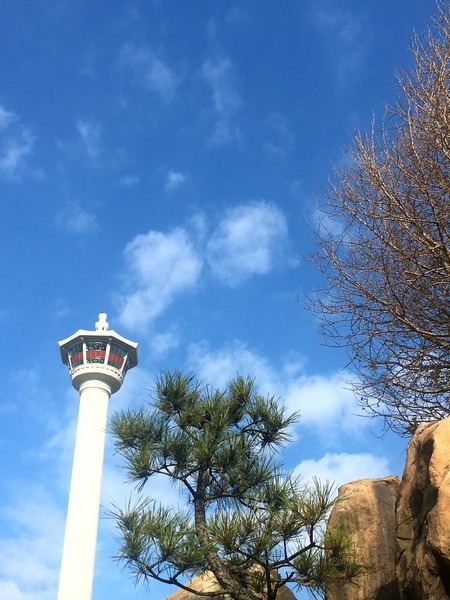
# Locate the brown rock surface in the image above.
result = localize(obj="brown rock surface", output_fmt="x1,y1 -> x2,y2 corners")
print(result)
326,476 -> 401,600
396,418 -> 450,600
164,571 -> 297,600
164,572 -> 221,600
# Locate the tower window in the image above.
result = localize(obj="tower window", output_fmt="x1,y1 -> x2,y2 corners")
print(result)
68,342 -> 84,368
108,344 -> 127,371
86,341 -> 107,363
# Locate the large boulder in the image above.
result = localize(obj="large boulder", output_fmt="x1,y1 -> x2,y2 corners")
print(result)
164,572 -> 221,600
164,571 -> 296,600
396,419 -> 450,599
327,476 -> 401,600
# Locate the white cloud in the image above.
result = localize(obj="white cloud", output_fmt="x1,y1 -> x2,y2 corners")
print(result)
188,340 -> 272,391
225,7 -> 245,26
311,0 -> 362,44
207,201 -> 288,285
120,43 -> 179,103
76,118 -> 101,161
116,201 -> 289,328
118,174 -> 139,187
202,57 -> 242,145
0,107 -> 35,179
310,0 -> 366,83
293,452 -> 391,491
55,118 -> 102,164
206,18 -> 218,41
0,131 -> 34,169
0,486 -> 64,600
150,329 -> 180,357
9,366 -> 54,421
263,112 -> 295,159
283,371 -> 361,431
55,201 -> 98,235
0,581 -> 30,600
187,340 -> 364,435
0,105 -> 16,129
164,170 -> 187,192
118,227 -> 202,330
38,416 -> 77,492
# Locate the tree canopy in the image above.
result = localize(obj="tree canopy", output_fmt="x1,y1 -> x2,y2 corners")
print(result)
311,2 -> 450,435
110,371 -> 361,600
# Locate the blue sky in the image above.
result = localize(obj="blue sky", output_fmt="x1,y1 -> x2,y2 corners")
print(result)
0,1 -> 437,599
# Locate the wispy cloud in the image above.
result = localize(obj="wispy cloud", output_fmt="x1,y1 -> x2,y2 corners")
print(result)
263,112 -> 295,159
0,105 -> 35,179
187,340 -> 365,436
149,328 -> 180,358
293,452 -> 391,490
207,201 -> 288,286
0,485 -> 64,600
202,57 -> 242,146
118,174 -> 140,187
310,0 -> 366,83
55,201 -> 98,235
164,170 -> 187,192
118,228 -> 202,330
311,0 -> 361,41
0,131 -> 35,178
120,43 -> 180,103
225,7 -> 245,26
76,118 -> 102,162
0,106 -> 16,129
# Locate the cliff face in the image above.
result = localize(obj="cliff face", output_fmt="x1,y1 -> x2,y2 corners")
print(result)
396,420 -> 450,599
327,476 -> 401,600
327,418 -> 450,600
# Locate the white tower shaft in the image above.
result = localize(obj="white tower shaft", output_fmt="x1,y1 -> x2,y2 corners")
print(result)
57,380 -> 111,600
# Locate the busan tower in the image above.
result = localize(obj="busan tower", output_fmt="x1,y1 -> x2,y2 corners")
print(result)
57,313 -> 138,600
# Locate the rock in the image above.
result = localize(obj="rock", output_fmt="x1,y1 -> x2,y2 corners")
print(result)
326,476 -> 401,600
395,418 -> 450,599
163,572 -> 220,600
163,571 -> 297,600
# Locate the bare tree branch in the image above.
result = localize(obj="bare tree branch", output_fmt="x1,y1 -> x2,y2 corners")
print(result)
310,2 -> 450,435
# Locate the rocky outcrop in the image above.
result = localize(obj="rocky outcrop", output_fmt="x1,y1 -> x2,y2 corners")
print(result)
396,419 -> 450,599
326,476 -> 401,600
164,571 -> 296,600
166,418 -> 450,600
326,418 -> 450,600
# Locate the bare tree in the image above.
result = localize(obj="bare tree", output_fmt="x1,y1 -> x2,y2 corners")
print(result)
311,2 -> 450,435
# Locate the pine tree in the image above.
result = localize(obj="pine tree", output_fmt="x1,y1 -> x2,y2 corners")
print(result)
110,370 -> 362,600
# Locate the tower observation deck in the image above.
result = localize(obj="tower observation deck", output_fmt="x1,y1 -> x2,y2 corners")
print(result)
58,311 -> 138,393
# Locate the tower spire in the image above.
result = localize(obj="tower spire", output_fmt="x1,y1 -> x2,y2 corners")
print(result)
95,312 -> 109,331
